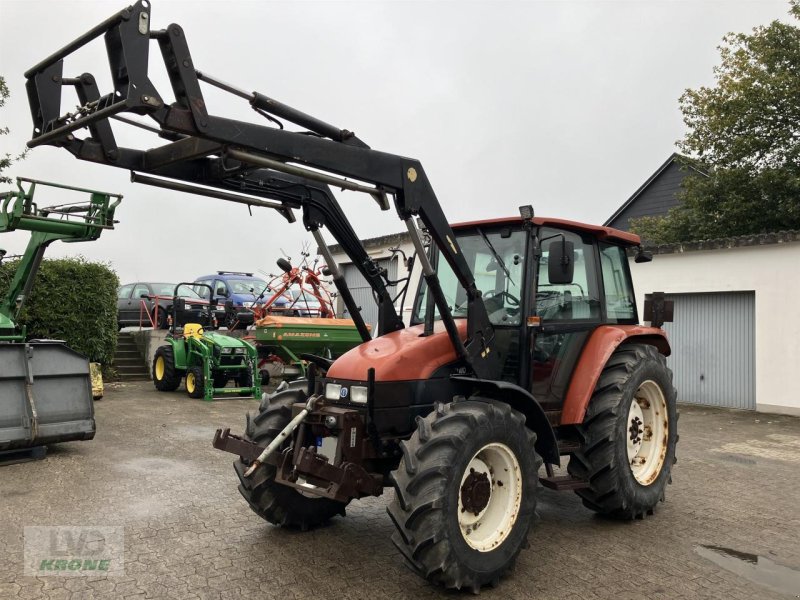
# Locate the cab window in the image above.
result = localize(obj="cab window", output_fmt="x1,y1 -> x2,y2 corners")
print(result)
413,228 -> 526,327
536,228 -> 601,321
599,243 -> 636,323
194,280 -> 212,299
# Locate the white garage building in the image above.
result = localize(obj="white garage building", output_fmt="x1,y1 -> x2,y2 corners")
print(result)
631,232 -> 800,416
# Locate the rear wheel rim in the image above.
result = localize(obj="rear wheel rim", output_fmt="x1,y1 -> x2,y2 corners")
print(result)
627,380 -> 668,485
186,372 -> 196,394
155,356 -> 165,380
458,442 -> 522,552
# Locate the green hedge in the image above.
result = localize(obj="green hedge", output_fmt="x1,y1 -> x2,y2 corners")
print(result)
0,256 -> 119,364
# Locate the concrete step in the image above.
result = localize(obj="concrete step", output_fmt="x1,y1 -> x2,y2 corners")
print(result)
114,357 -> 147,367
116,366 -> 149,372
117,374 -> 151,381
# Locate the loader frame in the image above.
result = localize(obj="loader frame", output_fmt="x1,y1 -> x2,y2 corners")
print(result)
24,0 -> 501,381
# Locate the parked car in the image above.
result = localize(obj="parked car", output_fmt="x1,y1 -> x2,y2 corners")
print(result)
117,282 -> 207,329
193,271 -> 289,328
283,288 -> 323,316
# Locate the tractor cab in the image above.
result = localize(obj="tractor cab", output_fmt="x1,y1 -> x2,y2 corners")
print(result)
409,214 -> 644,407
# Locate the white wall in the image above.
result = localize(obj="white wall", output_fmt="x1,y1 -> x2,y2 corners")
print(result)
630,241 -> 800,416
329,238 -> 422,326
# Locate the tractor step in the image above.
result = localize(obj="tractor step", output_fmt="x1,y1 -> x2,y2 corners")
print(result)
539,474 -> 590,491
556,439 -> 582,454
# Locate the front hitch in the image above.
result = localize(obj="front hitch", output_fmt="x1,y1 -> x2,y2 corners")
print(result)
243,394 -> 318,477
212,400 -> 383,503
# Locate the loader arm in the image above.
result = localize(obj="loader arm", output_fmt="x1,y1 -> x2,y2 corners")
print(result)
0,178 -> 121,339
24,0 -> 502,378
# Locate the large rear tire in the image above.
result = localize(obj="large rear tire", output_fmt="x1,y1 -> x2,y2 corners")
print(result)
152,345 -> 180,392
567,343 -> 678,520
234,385 -> 347,530
387,400 -> 540,592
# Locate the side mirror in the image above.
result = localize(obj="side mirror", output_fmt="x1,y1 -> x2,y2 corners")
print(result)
140,293 -> 149,299
486,257 -> 498,272
174,297 -> 185,313
635,246 -> 653,263
216,287 -> 226,296
276,258 -> 292,273
548,239 -> 574,284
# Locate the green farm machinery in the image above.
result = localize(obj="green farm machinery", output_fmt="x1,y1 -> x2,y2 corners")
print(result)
254,315 -> 366,381
152,283 -> 260,401
251,256 -> 366,383
0,177 -> 120,452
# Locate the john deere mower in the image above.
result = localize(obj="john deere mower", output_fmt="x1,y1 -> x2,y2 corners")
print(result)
152,283 -> 260,401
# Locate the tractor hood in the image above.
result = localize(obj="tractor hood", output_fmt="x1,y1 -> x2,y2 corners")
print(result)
327,319 -> 468,382
203,331 -> 251,348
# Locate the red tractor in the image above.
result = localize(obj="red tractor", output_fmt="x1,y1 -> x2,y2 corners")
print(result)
25,2 -> 678,591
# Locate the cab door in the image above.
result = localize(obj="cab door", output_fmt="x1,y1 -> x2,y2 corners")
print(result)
531,227 -> 602,410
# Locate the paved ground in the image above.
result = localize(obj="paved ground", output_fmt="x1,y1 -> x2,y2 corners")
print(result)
1,381 -> 799,599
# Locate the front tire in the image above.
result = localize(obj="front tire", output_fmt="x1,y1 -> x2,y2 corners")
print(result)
212,372 -> 228,389
235,367 -> 253,389
567,343 -> 678,519
387,400 -> 541,592
186,366 -> 205,399
152,345 -> 180,392
234,385 -> 347,529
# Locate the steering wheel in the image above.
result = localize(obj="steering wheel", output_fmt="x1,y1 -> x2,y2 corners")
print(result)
484,289 -> 520,307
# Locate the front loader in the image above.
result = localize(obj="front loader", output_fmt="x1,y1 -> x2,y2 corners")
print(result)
24,2 -> 679,591
0,178 -> 120,451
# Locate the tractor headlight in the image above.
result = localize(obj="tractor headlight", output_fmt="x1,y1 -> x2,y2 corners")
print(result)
234,347 -> 246,355
221,347 -> 233,354
325,383 -> 342,401
350,385 -> 368,404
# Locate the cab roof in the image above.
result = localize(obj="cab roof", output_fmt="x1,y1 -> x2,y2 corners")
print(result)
451,216 -> 641,246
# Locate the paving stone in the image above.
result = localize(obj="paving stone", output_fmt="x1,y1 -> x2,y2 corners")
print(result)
1,382 -> 799,599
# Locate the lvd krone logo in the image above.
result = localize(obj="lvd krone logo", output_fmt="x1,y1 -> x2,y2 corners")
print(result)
39,529 -> 113,572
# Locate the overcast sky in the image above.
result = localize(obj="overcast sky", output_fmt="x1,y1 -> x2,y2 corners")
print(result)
0,0 -> 791,285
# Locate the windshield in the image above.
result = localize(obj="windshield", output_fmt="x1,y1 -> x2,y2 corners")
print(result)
151,283 -> 201,298
412,228 -> 526,326
228,278 -> 267,295
287,289 -> 321,305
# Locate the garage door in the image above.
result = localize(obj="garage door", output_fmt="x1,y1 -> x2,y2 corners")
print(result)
663,292 -> 755,409
341,259 -> 397,331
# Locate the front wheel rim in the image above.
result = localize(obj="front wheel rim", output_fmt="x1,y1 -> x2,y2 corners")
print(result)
154,356 -> 165,380
458,442 -> 522,552
626,380 -> 669,485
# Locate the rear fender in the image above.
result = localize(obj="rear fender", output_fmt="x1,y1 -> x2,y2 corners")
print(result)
165,338 -> 187,370
560,325 -> 671,425
451,376 -> 560,465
